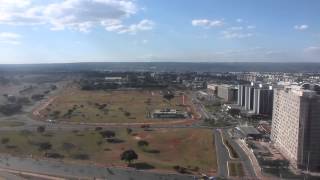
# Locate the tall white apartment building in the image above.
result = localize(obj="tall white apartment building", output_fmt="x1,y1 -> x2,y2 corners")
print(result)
271,84 -> 320,171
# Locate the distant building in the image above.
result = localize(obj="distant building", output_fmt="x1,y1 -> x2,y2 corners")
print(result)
207,84 -> 218,95
197,91 -> 215,101
104,77 -> 123,81
237,73 -> 263,82
217,84 -> 238,103
271,84 -> 320,171
237,83 -> 273,116
235,126 -> 262,140
104,77 -> 125,85
152,109 -> 187,119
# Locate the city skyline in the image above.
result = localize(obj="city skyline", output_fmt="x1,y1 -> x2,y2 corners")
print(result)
0,0 -> 320,63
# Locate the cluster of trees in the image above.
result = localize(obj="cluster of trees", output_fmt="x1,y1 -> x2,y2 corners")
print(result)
0,103 -> 22,115
99,130 -> 116,138
31,94 -> 44,101
80,80 -> 119,90
163,93 -> 174,102
0,94 -> 32,115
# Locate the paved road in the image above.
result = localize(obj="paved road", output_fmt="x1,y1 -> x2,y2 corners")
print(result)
222,129 -> 256,177
0,171 -> 25,180
213,129 -> 229,177
0,155 -> 196,180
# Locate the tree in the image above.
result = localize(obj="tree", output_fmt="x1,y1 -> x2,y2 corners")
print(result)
38,142 -> 52,151
0,103 -> 22,115
100,130 -> 115,138
120,149 -> 138,165
1,138 -> 10,144
229,108 -> 240,117
37,126 -> 46,133
126,128 -> 132,134
137,140 -> 149,147
163,93 -> 174,102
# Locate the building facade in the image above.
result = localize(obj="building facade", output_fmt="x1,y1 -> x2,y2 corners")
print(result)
271,84 -> 320,171
237,83 -> 273,116
217,84 -> 238,103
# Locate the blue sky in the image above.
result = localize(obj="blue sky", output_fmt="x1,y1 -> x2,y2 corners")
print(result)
0,0 -> 319,64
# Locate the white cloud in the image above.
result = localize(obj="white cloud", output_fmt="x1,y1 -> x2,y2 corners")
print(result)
0,32 -> 21,45
294,24 -> 309,31
0,0 -> 153,34
222,31 -> 253,39
247,25 -> 256,29
0,0 -> 31,8
222,25 -> 255,39
304,46 -> 320,55
236,18 -> 243,23
191,19 -> 224,28
103,19 -> 154,34
228,26 -> 243,31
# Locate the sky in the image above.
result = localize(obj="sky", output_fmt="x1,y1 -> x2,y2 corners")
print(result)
0,0 -> 319,64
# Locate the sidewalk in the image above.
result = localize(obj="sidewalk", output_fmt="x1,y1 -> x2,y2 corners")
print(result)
236,138 -> 263,179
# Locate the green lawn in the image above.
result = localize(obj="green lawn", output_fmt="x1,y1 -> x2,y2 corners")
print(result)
205,104 -> 221,113
0,121 -> 25,127
228,162 -> 245,177
0,128 -> 216,174
40,88 -> 193,123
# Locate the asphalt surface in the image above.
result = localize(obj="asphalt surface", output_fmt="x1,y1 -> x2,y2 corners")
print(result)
222,129 -> 256,177
213,129 -> 229,177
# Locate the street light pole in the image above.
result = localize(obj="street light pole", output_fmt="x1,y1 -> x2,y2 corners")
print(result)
306,151 -> 310,180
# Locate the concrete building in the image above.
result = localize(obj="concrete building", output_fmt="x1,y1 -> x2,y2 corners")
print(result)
238,84 -> 246,107
237,83 -> 273,116
207,84 -> 218,95
235,126 -> 262,140
271,84 -> 320,171
152,109 -> 187,119
217,84 -> 238,103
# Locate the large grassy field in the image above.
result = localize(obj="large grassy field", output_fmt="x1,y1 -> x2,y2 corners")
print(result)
39,88 -> 193,123
0,128 -> 217,175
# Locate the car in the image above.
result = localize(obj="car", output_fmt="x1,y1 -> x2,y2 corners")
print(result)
46,119 -> 56,123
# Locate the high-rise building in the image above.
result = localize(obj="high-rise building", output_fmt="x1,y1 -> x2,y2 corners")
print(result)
238,84 -> 246,106
237,83 -> 273,116
271,84 -> 320,171
216,84 -> 238,103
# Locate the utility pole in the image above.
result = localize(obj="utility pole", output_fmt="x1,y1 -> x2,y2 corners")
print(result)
306,151 -> 311,180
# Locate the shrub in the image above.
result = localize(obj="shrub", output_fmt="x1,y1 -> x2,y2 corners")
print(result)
173,165 -> 188,174
100,130 -> 115,138
124,112 -> 131,117
62,142 -> 76,151
95,127 -> 103,131
37,126 -> 46,133
45,153 -> 64,159
38,142 -> 52,151
72,153 -> 90,160
137,140 -> 149,147
1,138 -> 10,144
126,128 -> 132,134
106,138 -> 124,144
